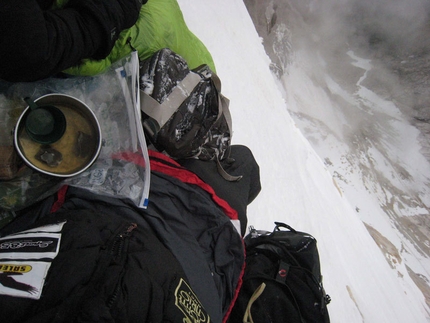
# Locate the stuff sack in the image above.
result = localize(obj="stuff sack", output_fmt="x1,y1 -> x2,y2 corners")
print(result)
228,222 -> 331,323
139,48 -> 236,179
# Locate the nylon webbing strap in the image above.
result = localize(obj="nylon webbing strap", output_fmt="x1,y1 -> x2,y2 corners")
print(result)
193,65 -> 233,134
140,71 -> 202,128
243,282 -> 267,323
216,157 -> 242,182
220,94 -> 232,136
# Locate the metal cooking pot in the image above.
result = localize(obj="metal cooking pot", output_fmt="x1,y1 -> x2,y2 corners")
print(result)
14,94 -> 102,178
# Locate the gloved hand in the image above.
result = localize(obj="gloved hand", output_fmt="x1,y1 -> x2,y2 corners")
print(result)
117,0 -> 145,29
0,0 -> 146,82
65,0 -> 146,58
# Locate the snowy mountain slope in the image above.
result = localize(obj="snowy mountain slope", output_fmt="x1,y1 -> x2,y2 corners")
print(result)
177,0 -> 430,322
243,0 -> 430,317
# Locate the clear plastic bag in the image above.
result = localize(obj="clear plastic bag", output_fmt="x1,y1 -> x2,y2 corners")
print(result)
0,52 -> 150,212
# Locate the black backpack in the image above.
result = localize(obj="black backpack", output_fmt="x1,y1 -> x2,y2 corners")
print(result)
228,222 -> 331,323
139,48 -> 240,181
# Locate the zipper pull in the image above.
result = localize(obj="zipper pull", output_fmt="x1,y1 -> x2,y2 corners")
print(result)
122,223 -> 137,237
126,37 -> 137,52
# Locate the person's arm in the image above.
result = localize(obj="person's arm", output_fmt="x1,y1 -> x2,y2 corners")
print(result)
0,0 -> 143,82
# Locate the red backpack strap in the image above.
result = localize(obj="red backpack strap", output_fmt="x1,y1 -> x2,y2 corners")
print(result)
112,150 -> 239,221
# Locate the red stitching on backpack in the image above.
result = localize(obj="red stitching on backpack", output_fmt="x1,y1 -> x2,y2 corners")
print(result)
50,185 -> 68,213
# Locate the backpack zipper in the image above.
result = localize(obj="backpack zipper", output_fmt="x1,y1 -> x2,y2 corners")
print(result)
107,223 -> 137,309
110,223 -> 137,261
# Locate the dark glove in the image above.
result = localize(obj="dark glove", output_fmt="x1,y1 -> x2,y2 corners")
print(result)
65,0 -> 145,58
117,0 -> 145,29
0,0 -> 146,82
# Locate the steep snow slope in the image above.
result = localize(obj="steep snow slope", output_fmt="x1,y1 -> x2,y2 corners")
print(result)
244,0 -> 430,318
177,0 -> 430,322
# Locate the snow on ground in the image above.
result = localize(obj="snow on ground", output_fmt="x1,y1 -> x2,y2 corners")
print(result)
177,0 -> 430,322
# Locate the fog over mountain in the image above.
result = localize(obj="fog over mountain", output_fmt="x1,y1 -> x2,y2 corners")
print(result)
245,0 -> 430,153
244,0 -> 430,311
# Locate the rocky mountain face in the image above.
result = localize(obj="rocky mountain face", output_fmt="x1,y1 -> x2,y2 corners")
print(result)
349,2 -> 430,161
244,0 -> 430,309
244,0 -> 430,159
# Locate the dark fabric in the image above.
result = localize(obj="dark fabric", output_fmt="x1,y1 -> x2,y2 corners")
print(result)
146,151 -> 246,321
61,179 -> 243,323
1,177 -> 243,322
0,0 -> 144,82
0,149 -> 247,322
179,145 -> 261,236
148,149 -> 239,221
36,0 -> 54,10
0,208 -> 197,323
146,171 -> 244,322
